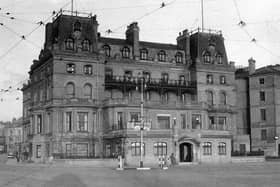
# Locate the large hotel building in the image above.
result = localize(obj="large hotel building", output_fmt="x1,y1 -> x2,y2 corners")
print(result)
21,11 -> 245,165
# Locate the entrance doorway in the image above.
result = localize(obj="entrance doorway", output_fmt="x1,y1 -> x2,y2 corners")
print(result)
278,144 -> 280,156
179,143 -> 193,162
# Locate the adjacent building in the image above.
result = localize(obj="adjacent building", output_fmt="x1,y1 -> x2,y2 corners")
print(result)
22,10 -> 237,165
235,58 -> 280,157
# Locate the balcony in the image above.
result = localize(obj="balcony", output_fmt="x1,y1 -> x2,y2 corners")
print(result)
102,98 -> 204,109
205,104 -> 236,113
105,75 -> 196,94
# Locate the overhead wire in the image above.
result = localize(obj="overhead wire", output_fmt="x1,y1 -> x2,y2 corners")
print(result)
102,0 -> 177,35
0,1 -> 71,67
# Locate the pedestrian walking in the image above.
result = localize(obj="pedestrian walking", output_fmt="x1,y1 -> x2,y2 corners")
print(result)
170,153 -> 176,167
15,151 -> 20,163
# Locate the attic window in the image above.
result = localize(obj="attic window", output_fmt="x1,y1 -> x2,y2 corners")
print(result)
203,51 -> 211,64
82,40 -> 90,51
216,53 -> 223,64
158,50 -> 166,62
65,38 -> 74,50
175,52 -> 183,63
74,21 -> 81,32
122,47 -> 130,59
140,48 -> 148,60
103,45 -> 111,57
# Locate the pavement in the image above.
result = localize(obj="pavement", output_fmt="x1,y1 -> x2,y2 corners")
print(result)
0,160 -> 280,187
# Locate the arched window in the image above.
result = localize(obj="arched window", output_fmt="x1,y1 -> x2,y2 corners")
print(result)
140,48 -> 148,60
175,52 -> 183,63
103,45 -> 111,57
84,65 -> 92,75
122,47 -> 130,58
158,50 -> 166,62
65,38 -> 74,50
66,63 -> 75,74
220,92 -> 226,105
153,142 -> 167,156
65,82 -> 75,98
203,51 -> 211,63
82,39 -> 90,51
73,21 -> 81,32
131,142 -> 145,156
161,73 -> 169,83
179,75 -> 185,85
218,142 -> 226,155
84,83 -> 92,99
216,53 -> 223,64
206,90 -> 214,106
202,142 -> 212,155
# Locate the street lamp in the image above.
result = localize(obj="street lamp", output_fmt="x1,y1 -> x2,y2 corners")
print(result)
172,117 -> 177,157
274,136 -> 279,156
139,73 -> 145,168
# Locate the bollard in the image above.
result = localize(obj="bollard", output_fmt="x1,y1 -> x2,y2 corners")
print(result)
116,155 -> 123,170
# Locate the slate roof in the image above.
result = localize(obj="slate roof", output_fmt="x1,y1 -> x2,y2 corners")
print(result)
251,65 -> 280,76
99,37 -> 179,50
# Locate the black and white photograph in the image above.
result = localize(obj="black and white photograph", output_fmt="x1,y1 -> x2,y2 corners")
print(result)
0,0 -> 280,186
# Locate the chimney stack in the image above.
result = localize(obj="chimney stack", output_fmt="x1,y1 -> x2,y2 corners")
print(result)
248,57 -> 256,74
126,22 -> 139,59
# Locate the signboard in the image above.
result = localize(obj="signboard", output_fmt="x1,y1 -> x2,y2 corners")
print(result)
134,122 -> 151,131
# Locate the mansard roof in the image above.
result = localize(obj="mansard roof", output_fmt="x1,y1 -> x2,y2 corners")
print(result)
99,37 -> 179,50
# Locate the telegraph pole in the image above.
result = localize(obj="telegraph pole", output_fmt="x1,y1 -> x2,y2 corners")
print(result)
71,0 -> 74,16
201,0 -> 204,31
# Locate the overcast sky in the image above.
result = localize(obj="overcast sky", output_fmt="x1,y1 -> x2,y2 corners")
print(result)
0,0 -> 280,121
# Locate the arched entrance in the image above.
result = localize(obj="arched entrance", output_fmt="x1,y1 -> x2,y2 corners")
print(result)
179,142 -> 193,162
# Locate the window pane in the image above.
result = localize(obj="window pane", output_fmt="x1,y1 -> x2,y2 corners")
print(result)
192,114 -> 201,129
157,116 -> 170,129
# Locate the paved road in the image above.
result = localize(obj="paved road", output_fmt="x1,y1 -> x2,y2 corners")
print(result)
0,161 -> 280,187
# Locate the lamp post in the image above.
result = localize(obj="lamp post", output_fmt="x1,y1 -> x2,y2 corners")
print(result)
274,136 -> 279,156
172,117 -> 177,158
139,74 -> 144,168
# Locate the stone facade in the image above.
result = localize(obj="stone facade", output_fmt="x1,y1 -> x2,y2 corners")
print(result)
22,11 -> 237,165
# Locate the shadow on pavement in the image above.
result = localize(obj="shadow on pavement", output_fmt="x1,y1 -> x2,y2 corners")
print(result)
44,173 -> 86,187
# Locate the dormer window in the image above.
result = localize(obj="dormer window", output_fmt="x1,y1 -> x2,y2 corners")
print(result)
103,45 -> 111,57
82,40 -> 90,51
122,47 -> 130,58
66,63 -> 75,74
140,48 -> 148,60
175,52 -> 183,63
73,21 -> 81,32
216,53 -> 223,64
158,50 -> 166,62
65,38 -> 74,50
203,51 -> 211,63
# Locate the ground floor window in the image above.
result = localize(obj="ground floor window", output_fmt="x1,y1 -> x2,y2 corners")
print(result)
202,142 -> 212,155
131,142 -> 145,156
76,143 -> 88,157
154,142 -> 167,156
105,144 -> 111,157
218,142 -> 226,155
66,144 -> 72,156
36,145 -> 41,158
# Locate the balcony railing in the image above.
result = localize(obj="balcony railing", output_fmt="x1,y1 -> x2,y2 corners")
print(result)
105,75 -> 196,94
205,104 -> 236,113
